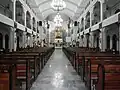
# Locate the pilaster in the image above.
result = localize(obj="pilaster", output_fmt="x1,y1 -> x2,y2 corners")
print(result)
101,27 -> 106,51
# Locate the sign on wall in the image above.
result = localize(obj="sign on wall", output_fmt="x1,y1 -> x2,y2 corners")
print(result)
66,37 -> 71,42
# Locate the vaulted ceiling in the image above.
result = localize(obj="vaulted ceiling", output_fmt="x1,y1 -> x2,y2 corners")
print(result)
28,0 -> 90,21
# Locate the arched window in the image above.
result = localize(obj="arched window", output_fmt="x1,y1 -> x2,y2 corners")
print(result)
92,1 -> 101,25
5,34 -> 9,49
26,11 -> 31,29
16,1 -> 25,25
32,17 -> 36,31
85,12 -> 90,29
106,35 -> 110,49
81,18 -> 84,31
112,34 -> 117,51
0,33 -> 3,49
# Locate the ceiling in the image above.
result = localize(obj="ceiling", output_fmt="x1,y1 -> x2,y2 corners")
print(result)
28,0 -> 90,21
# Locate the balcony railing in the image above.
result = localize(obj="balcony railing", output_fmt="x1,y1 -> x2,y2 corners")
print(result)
26,23 -> 31,29
16,16 -> 25,25
0,4 -> 12,19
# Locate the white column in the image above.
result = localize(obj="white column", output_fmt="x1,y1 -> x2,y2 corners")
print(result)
79,36 -> 82,47
9,28 -> 14,51
13,0 -> 16,21
73,26 -> 78,41
101,28 -> 106,51
83,17 -> 85,31
24,10 -> 27,27
14,29 -> 17,51
26,35 -> 28,47
90,32 -> 94,48
30,34 -> 33,47
10,28 -> 17,51
100,1 -> 103,22
23,32 -> 27,48
90,10 -> 92,27
99,31 -> 102,50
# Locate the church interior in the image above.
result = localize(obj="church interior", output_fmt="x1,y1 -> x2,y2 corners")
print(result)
0,0 -> 120,90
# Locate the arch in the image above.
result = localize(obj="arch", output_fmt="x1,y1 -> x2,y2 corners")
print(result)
5,34 -> 9,49
81,18 -> 84,31
92,1 -> 101,25
106,35 -> 110,49
85,12 -> 90,29
15,1 -> 25,25
112,34 -> 117,51
32,17 -> 36,31
0,33 -> 3,49
26,11 -> 31,29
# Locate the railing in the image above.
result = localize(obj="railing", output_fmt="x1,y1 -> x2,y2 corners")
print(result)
26,23 -> 31,29
16,16 -> 25,25
0,4 -> 12,19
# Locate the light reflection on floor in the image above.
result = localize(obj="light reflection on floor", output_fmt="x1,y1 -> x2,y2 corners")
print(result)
30,49 -> 87,90
52,72 -> 64,88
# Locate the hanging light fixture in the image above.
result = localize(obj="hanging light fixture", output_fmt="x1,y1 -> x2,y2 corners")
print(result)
51,0 -> 66,11
54,13 -> 63,22
54,13 -> 63,27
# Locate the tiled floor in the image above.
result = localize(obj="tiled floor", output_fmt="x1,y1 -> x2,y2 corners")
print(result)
30,49 -> 87,90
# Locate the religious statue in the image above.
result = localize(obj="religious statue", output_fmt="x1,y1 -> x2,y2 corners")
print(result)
55,29 -> 62,38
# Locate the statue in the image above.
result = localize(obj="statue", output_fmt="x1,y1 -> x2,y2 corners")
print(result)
55,29 -> 62,38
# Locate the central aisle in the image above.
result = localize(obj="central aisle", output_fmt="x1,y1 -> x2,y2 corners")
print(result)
30,49 -> 87,90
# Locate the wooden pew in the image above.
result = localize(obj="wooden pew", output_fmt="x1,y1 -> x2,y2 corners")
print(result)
0,64 -> 16,90
62,47 -> 98,73
0,59 -> 31,90
63,47 -> 120,90
3,54 -> 40,81
0,47 -> 55,90
85,57 -> 120,90
96,62 -> 120,90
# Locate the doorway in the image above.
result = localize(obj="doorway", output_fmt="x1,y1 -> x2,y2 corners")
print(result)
0,33 -> 3,49
96,37 -> 99,48
17,36 -> 20,49
106,35 -> 110,49
112,34 -> 117,51
5,34 -> 9,49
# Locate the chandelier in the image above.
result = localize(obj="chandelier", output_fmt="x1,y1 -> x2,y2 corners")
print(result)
54,13 -> 63,27
51,0 -> 66,11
